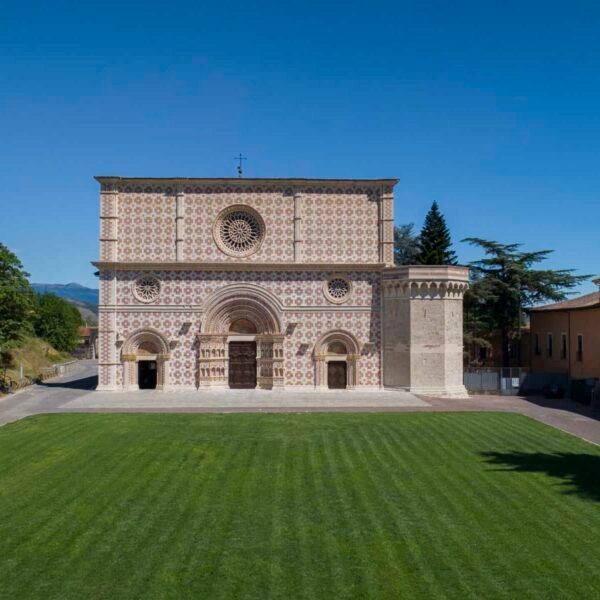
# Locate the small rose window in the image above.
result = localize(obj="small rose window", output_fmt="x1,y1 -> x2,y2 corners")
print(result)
324,276 -> 351,304
133,275 -> 161,303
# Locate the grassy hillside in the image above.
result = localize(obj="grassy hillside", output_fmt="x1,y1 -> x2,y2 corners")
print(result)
2,337 -> 72,382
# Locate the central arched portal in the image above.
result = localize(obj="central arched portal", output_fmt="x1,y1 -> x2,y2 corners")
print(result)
199,285 -> 285,390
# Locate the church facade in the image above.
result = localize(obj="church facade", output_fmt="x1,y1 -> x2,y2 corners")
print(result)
94,177 -> 469,397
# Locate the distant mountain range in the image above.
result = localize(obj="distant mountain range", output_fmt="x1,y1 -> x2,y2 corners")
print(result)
32,283 -> 99,326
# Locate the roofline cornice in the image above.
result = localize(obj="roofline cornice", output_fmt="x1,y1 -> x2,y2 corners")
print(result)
527,304 -> 600,313
94,176 -> 399,187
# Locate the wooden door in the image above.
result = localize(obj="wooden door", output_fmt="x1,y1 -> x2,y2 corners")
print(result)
138,360 -> 157,389
229,342 -> 257,389
327,361 -> 347,389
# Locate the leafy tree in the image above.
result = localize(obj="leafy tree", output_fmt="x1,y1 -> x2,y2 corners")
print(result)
32,293 -> 83,352
416,201 -> 458,265
463,238 -> 588,367
0,242 -> 34,349
394,223 -> 420,265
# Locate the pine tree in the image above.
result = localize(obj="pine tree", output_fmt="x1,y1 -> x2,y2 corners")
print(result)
415,201 -> 458,265
393,223 -> 420,265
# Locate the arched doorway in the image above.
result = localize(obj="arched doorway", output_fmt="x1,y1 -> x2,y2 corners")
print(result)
121,329 -> 170,390
200,285 -> 284,390
314,330 -> 361,390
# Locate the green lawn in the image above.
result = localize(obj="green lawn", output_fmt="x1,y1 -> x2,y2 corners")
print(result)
2,413 -> 600,599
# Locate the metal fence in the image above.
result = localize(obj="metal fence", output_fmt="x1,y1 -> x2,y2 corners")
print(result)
464,368 -> 529,395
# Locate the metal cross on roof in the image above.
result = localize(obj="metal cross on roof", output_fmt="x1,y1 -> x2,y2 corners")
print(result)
234,153 -> 247,178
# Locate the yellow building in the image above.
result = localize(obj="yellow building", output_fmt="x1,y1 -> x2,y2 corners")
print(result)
529,278 -> 600,382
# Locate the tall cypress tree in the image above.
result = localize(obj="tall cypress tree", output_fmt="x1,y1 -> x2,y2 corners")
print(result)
416,201 -> 458,265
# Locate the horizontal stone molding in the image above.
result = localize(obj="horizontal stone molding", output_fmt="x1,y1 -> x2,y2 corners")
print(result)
92,261 -> 386,272
98,304 -> 378,313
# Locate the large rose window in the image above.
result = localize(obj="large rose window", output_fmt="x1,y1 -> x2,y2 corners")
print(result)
214,205 -> 265,257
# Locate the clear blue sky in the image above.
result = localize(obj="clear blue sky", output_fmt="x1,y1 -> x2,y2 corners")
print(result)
1,1 -> 598,291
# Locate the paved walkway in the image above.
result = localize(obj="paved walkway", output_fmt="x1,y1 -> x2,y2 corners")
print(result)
2,361 -> 600,445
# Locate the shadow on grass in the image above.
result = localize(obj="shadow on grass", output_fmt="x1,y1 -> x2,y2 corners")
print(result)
41,374 -> 98,390
482,451 -> 600,502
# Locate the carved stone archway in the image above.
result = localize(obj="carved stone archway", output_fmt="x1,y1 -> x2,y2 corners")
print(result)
121,328 -> 170,390
199,285 -> 284,389
314,330 -> 361,390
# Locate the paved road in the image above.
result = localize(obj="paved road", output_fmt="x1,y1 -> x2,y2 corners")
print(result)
2,361 -> 600,446
0,360 -> 98,426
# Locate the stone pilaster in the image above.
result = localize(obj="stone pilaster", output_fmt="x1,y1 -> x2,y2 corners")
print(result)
378,186 -> 395,266
381,265 -> 469,398
97,269 -> 120,391
99,180 -> 119,262
175,186 -> 185,261
293,191 -> 303,262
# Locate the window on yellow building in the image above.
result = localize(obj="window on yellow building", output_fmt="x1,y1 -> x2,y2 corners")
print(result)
547,333 -> 553,358
561,333 -> 567,360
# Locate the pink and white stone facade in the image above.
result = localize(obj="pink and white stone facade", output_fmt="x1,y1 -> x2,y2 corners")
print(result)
94,177 -> 469,396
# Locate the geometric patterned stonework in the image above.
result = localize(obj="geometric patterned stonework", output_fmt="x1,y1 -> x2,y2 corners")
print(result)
94,176 -> 468,397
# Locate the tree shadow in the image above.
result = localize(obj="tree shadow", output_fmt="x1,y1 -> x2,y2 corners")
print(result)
41,375 -> 98,390
482,451 -> 600,503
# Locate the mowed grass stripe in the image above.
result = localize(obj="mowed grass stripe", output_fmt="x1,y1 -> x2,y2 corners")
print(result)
374,421 -> 489,600
339,428 -> 420,599
353,424 -> 439,599
319,430 -> 377,599
3,413 -> 600,599
0,424 -> 150,578
27,430 -> 184,597
418,413 -> 583,595
389,416 -> 552,599
446,413 -> 600,579
306,433 -> 350,598
165,439 -> 248,596
417,413 -> 598,596
357,423 -> 486,600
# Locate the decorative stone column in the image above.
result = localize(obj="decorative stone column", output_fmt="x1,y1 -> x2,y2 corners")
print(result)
122,354 -> 137,391
156,353 -> 170,391
256,335 -> 273,389
198,334 -> 228,388
272,334 -> 285,389
346,354 -> 360,390
256,334 -> 284,389
381,266 -> 469,398
314,354 -> 327,390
